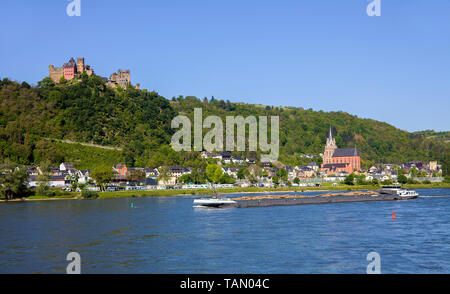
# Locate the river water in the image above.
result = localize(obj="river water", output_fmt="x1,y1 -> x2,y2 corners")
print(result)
0,188 -> 449,273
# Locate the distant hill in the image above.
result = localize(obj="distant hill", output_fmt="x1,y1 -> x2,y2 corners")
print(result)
171,96 -> 449,171
0,75 -> 449,175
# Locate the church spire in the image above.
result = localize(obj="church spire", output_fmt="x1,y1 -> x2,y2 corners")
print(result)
328,125 -> 333,140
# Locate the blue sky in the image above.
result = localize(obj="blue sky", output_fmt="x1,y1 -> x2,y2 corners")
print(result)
0,0 -> 449,132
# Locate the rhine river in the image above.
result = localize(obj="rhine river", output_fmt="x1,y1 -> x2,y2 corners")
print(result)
0,188 -> 449,273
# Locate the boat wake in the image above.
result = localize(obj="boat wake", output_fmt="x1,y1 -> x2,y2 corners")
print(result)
419,195 -> 450,198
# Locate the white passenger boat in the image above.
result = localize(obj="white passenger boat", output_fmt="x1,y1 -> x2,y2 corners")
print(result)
193,197 -> 237,208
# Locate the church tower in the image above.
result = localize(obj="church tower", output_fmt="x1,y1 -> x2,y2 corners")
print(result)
322,125 -> 337,165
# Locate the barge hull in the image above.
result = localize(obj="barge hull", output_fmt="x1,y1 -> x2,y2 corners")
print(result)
227,194 -> 417,209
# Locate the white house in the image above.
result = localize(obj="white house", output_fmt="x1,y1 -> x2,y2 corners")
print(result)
27,175 -> 67,188
144,168 -> 158,178
200,152 -> 217,159
77,170 -> 91,184
231,157 -> 244,164
59,162 -> 78,176
50,176 -> 67,187
222,167 -> 238,178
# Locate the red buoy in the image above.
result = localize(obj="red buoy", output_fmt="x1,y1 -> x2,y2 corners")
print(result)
392,211 -> 396,219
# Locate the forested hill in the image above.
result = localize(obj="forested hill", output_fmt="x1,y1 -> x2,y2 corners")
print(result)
171,96 -> 449,172
0,76 -> 448,174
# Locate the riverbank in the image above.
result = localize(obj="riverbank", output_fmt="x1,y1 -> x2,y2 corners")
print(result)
1,182 -> 449,202
0,195 -> 79,202
98,182 -> 450,198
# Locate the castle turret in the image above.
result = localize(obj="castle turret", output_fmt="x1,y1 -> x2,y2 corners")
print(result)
77,57 -> 85,73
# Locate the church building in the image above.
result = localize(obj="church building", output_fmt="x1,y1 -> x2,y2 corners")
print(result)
321,126 -> 361,175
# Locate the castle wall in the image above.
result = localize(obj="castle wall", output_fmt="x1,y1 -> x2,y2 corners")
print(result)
48,65 -> 64,83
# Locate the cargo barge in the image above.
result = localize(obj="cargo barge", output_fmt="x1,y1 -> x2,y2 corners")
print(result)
193,186 -> 419,209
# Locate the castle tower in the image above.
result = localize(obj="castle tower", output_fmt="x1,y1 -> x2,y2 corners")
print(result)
77,57 -> 85,73
322,125 -> 337,165
63,57 -> 77,80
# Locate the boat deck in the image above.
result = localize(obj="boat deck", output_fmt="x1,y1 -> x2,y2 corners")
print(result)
209,191 -> 418,209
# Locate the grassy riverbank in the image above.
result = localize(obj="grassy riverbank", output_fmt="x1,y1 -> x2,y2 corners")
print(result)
96,182 -> 450,199
2,182 -> 449,202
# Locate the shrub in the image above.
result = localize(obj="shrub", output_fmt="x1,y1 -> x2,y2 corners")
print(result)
407,178 -> 417,184
381,179 -> 393,185
81,189 -> 99,199
344,174 -> 355,185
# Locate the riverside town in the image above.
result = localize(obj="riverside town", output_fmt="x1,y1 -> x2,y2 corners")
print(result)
0,57 -> 448,200
1,2 -> 450,276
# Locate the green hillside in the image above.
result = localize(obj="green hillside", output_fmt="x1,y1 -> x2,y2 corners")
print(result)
52,141 -> 123,170
171,96 -> 449,171
413,130 -> 450,143
0,76 -> 448,174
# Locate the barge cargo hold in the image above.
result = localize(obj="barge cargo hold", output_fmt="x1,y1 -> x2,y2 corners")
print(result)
232,193 -> 416,208
193,189 -> 419,209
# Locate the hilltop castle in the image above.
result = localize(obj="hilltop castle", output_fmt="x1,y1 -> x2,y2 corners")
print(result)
49,57 -> 94,83
321,126 -> 361,175
108,69 -> 138,89
48,57 -> 139,89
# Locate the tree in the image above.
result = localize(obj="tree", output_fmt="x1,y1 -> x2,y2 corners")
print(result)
237,167 -> 250,180
37,77 -> 55,88
272,175 -> 280,187
179,168 -> 207,184
397,174 -> 408,184
410,167 -> 419,179
36,160 -> 52,196
59,76 -> 68,84
356,174 -> 367,185
381,179 -> 393,185
34,140 -> 64,165
127,169 -> 146,183
294,177 -> 300,184
248,175 -> 258,184
220,173 -> 236,184
407,178 -> 416,184
276,168 -> 288,182
157,166 -> 171,184
91,165 -> 115,191
344,173 -> 355,185
206,164 -> 223,183
0,163 -> 28,200
248,165 -> 262,178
